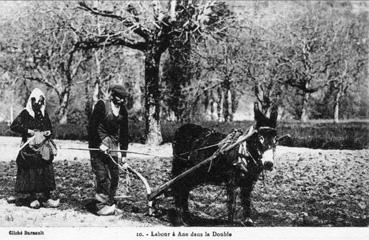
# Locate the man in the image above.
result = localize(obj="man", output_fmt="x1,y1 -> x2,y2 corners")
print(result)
88,84 -> 129,215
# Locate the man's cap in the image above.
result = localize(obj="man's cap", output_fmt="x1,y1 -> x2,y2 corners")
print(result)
109,84 -> 127,99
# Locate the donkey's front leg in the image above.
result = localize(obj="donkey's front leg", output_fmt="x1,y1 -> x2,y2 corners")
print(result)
226,183 -> 236,223
240,183 -> 255,226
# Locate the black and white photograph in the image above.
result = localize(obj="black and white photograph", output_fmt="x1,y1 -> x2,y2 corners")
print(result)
0,0 -> 368,239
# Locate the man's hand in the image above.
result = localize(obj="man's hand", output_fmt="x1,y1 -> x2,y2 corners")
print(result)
99,144 -> 109,154
44,131 -> 51,137
120,157 -> 128,170
122,162 -> 129,170
27,129 -> 35,136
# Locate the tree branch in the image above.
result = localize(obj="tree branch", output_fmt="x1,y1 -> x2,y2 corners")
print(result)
78,1 -> 151,41
76,35 -> 146,51
24,75 -> 60,98
71,54 -> 91,79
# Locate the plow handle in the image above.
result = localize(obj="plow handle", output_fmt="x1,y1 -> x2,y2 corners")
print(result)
107,154 -> 155,215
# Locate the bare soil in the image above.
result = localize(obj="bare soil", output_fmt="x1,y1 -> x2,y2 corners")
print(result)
0,136 -> 368,227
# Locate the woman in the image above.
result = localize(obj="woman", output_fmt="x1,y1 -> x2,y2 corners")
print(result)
8,88 -> 59,208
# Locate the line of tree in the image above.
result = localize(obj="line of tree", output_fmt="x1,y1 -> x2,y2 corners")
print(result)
0,1 -> 368,144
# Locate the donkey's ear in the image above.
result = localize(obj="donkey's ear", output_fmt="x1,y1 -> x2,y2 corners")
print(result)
269,104 -> 278,127
254,102 -> 267,123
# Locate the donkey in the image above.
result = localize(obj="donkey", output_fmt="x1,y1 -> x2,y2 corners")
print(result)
171,103 -> 278,226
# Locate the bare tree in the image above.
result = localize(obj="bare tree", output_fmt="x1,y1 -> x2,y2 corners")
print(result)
199,37 -> 244,121
75,0 -> 232,144
327,13 -> 368,122
279,3 -> 368,122
0,2 -> 90,124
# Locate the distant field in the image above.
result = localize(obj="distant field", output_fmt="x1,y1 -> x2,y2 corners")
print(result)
0,119 -> 368,149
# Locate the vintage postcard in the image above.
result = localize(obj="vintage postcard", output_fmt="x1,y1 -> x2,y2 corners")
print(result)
0,1 -> 368,239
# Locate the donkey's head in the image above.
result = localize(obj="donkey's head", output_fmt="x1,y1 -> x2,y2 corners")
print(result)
249,102 -> 278,171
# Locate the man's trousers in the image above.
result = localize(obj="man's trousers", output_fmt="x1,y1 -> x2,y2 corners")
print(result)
90,151 -> 119,206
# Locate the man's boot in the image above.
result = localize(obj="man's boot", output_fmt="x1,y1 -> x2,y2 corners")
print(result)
6,196 -> 16,204
96,204 -> 116,216
30,200 -> 40,209
43,199 -> 60,208
95,193 -> 115,216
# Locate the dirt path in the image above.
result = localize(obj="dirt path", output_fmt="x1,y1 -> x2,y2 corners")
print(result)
0,199 -> 159,227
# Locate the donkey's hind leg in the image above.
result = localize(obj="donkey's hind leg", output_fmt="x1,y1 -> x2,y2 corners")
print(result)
173,189 -> 190,226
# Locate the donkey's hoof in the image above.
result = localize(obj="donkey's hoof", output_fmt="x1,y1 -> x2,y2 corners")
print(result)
6,196 -> 16,204
172,218 -> 185,227
242,217 -> 254,226
168,209 -> 184,226
183,211 -> 192,221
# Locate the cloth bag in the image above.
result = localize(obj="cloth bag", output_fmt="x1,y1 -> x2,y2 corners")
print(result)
28,131 -> 57,162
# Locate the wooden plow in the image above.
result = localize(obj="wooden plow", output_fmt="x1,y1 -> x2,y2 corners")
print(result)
60,127 -> 256,215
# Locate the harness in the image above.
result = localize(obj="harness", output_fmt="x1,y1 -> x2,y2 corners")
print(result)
234,135 -> 263,174
173,129 -> 219,161
258,126 -> 277,132
175,125 -> 277,175
234,141 -> 253,173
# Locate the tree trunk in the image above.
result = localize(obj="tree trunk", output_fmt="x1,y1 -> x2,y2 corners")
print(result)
132,74 -> 143,120
211,98 -> 217,121
207,90 -> 217,121
217,87 -> 224,122
85,77 -> 92,119
92,80 -> 100,107
231,89 -> 239,118
204,91 -> 211,120
144,48 -> 162,145
223,78 -> 232,122
254,83 -> 270,115
92,51 -> 102,108
334,89 -> 342,123
92,12 -> 103,109
300,93 -> 310,122
57,87 -> 70,124
58,44 -> 78,124
166,36 -> 191,121
227,88 -> 233,121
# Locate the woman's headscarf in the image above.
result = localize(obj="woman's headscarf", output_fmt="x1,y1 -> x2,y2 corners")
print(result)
25,88 -> 46,118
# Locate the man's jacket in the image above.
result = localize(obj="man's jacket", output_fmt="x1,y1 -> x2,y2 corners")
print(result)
88,100 -> 129,156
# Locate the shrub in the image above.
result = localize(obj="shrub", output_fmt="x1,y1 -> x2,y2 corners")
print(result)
128,121 -> 146,144
0,122 -> 17,137
0,120 -> 368,150
54,124 -> 88,141
276,121 -> 369,150
161,120 -> 369,150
